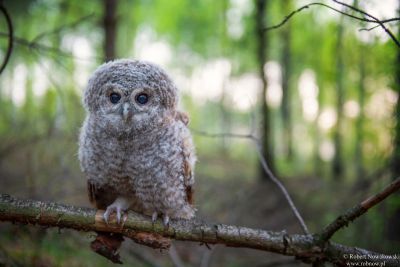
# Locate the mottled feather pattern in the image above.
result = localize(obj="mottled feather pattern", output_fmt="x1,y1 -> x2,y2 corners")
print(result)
79,59 -> 196,221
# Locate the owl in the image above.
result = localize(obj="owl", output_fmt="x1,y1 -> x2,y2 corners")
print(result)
78,59 -> 196,262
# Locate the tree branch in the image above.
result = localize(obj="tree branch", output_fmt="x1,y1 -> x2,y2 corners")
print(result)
333,0 -> 400,47
30,13 -> 95,44
169,244 -> 187,267
264,1 -> 400,47
0,3 -> 13,75
127,245 -> 163,267
253,140 -> 310,235
0,32 -> 98,61
0,194 -> 399,266
0,12 -> 101,62
358,24 -> 381,32
0,12 -> 99,68
317,177 -> 400,243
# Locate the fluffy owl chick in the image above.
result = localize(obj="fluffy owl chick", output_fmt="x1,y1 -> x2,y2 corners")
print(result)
78,59 -> 196,259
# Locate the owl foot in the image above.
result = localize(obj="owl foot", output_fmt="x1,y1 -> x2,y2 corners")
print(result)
103,197 -> 130,224
150,212 -> 169,228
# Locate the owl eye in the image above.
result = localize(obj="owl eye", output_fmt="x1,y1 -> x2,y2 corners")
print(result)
109,92 -> 121,104
135,93 -> 149,105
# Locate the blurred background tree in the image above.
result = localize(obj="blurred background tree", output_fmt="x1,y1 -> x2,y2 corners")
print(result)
0,0 -> 399,266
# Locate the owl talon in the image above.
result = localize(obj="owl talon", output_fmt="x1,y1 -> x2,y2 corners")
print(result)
103,212 -> 110,224
104,206 -> 125,225
103,197 -> 130,225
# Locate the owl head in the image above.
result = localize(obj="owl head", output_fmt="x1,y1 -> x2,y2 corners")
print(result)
84,59 -> 178,134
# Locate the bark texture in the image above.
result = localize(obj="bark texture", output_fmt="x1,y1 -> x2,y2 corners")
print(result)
0,194 -> 399,266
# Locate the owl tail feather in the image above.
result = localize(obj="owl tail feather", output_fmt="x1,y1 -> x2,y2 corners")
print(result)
90,232 -> 124,264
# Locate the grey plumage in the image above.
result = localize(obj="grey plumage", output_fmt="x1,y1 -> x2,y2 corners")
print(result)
78,59 -> 196,226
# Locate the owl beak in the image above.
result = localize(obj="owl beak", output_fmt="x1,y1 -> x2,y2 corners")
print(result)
122,103 -> 132,122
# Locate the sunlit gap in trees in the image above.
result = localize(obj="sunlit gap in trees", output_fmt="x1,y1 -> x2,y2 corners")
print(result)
3,34 -> 94,107
298,69 -> 319,122
3,0 -> 398,108
265,62 -> 283,108
61,35 -> 93,88
3,18 -> 398,137
226,0 -> 252,40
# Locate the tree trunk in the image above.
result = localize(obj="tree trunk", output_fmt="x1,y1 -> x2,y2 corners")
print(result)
280,0 -> 293,161
392,2 -> 400,179
255,0 -> 275,179
355,45 -> 365,182
332,17 -> 345,179
219,0 -> 231,154
387,0 -> 400,242
103,0 -> 118,61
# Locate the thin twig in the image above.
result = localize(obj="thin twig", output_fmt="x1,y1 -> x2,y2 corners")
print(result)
31,13 -> 95,43
263,1 -> 400,47
264,2 -> 400,31
332,0 -> 375,20
169,244 -> 187,267
359,24 -> 380,32
191,129 -> 254,140
0,3 -> 13,75
333,0 -> 400,47
128,245 -> 163,267
191,129 -> 310,235
199,247 -> 215,267
0,32 -> 101,62
318,177 -> 400,243
0,12 -> 98,62
252,140 -> 310,234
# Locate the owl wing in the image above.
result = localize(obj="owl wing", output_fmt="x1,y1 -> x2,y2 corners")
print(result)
181,129 -> 195,205
175,111 -> 189,126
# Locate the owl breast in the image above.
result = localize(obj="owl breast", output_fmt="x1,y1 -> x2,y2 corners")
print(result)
79,115 -> 192,218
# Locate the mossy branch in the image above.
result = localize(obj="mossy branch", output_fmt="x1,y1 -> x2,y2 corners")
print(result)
0,194 -> 399,266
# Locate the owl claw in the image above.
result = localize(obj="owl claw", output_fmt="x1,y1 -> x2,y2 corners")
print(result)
103,206 -> 124,225
103,197 -> 130,225
104,207 -> 118,224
